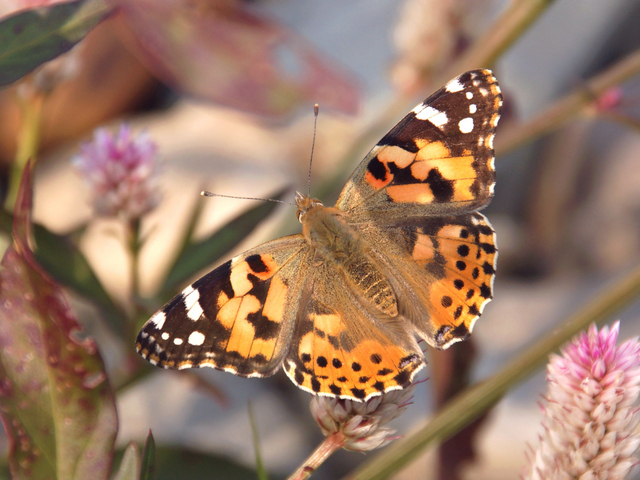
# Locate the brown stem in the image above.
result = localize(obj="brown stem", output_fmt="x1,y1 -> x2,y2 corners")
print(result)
496,48 -> 640,156
437,0 -> 557,86
287,433 -> 346,480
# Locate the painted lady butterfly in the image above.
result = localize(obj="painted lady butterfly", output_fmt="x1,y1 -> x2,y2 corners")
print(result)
136,69 -> 502,401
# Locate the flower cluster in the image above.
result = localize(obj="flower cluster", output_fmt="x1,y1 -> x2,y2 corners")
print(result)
525,323 -> 640,480
310,386 -> 415,452
73,124 -> 161,220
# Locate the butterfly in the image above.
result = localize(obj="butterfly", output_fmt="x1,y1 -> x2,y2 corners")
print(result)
136,69 -> 502,401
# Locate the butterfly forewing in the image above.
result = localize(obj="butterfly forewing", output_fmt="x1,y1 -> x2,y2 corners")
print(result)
336,69 -> 502,222
136,235 -> 309,377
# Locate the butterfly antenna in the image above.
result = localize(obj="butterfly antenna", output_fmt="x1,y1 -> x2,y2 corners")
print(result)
201,191 -> 294,206
307,104 -> 319,197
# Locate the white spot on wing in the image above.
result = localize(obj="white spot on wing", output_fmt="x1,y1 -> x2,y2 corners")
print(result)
445,78 -> 464,93
466,91 -> 473,99
459,118 -> 474,133
183,285 -> 203,321
150,312 -> 166,330
416,105 -> 448,128
188,331 -> 205,346
182,285 -> 195,296
161,332 -> 169,340
173,338 -> 184,345
187,302 -> 204,322
469,104 -> 477,114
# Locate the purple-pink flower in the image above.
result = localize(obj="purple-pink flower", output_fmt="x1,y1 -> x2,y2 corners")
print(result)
73,124 -> 161,220
525,322 -> 640,480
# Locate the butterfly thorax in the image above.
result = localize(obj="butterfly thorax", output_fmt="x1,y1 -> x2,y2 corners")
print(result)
296,192 -> 399,317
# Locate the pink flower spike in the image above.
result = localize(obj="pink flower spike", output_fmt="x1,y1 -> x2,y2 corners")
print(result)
524,322 -> 640,479
73,124 -> 162,220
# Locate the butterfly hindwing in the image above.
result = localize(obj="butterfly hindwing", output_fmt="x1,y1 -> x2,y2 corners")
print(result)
136,235 -> 310,377
283,263 -> 425,401
336,69 -> 502,221
396,213 -> 496,348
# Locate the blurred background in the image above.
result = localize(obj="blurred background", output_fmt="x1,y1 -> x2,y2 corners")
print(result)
1,0 -> 640,478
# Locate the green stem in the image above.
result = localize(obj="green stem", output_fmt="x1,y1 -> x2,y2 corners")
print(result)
496,48 -> 640,156
6,93 -> 44,211
127,217 -> 143,347
343,263 -> 640,480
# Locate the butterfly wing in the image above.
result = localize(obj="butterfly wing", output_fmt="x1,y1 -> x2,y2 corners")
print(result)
336,69 -> 502,222
335,69 -> 501,349
358,212 -> 497,349
283,261 -> 425,401
136,235 -> 311,377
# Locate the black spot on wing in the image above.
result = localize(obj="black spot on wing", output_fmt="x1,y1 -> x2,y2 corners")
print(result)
193,260 -> 234,302
393,370 -> 411,387
482,261 -> 495,274
425,169 -> 454,202
479,283 -> 492,299
329,384 -> 342,396
350,387 -> 366,400
311,377 -> 321,392
246,311 -> 280,340
367,156 -> 388,181
246,254 -> 269,273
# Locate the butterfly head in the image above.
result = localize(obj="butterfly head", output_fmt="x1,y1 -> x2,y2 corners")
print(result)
295,191 -> 323,223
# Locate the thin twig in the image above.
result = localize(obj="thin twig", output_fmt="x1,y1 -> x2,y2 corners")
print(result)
496,48 -> 640,156
287,433 -> 346,480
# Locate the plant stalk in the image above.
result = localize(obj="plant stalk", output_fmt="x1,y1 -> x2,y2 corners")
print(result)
6,93 -> 44,211
288,433 -> 346,480
496,48 -> 640,156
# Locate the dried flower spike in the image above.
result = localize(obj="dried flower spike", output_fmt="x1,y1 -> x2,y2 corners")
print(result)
73,124 -> 161,220
288,387 -> 416,480
311,386 -> 415,452
525,322 -> 640,480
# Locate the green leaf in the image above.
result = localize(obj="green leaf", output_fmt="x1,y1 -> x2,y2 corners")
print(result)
140,432 -> 155,480
0,0 -> 112,85
113,446 -> 260,480
113,443 -> 140,480
159,188 -> 289,299
248,402 -> 269,480
0,162 -> 117,480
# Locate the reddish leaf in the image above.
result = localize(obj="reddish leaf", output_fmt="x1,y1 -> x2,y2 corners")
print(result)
0,162 -> 117,480
114,0 -> 359,118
